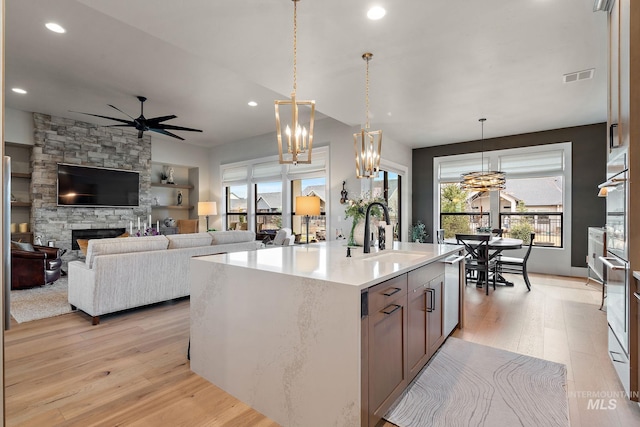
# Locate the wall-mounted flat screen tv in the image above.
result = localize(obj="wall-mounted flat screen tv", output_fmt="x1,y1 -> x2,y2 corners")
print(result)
57,163 -> 140,207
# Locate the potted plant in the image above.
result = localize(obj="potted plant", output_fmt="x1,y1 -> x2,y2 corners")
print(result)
409,220 -> 429,243
160,172 -> 168,184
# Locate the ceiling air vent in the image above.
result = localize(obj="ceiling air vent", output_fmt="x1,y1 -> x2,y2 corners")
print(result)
563,69 -> 595,83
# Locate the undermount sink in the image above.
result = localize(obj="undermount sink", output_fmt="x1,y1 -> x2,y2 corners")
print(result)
362,250 -> 426,264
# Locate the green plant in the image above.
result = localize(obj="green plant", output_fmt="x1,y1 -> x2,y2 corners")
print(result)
409,220 -> 429,243
160,171 -> 168,180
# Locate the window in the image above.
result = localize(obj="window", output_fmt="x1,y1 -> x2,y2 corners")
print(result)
372,170 -> 401,241
435,143 -> 568,247
225,184 -> 247,230
255,181 -> 282,232
292,177 -> 326,243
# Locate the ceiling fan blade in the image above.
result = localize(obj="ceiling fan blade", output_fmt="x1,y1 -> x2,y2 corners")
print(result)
108,104 -> 135,120
155,124 -> 203,133
149,127 -> 185,140
70,111 -> 134,126
147,114 -> 177,124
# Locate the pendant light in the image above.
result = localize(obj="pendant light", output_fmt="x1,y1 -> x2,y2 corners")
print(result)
354,53 -> 383,179
275,0 -> 315,165
460,118 -> 506,191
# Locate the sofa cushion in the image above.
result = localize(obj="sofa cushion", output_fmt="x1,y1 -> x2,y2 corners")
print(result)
11,241 -> 35,252
209,230 -> 256,245
166,232 -> 213,249
85,235 -> 169,268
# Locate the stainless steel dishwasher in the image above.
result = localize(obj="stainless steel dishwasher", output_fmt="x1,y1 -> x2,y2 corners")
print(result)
443,252 -> 465,336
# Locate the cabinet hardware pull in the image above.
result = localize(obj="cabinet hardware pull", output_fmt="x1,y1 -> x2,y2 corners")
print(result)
426,288 -> 434,312
382,304 -> 401,315
383,287 -> 401,296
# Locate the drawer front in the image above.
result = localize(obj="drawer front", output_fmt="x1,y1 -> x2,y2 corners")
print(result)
368,274 -> 408,312
408,262 -> 444,292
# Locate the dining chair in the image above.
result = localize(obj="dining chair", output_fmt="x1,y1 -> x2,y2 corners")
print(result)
496,233 -> 535,291
491,228 -> 503,237
455,233 -> 497,295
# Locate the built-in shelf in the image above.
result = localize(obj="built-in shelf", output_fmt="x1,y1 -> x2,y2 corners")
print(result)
11,201 -> 31,207
11,172 -> 31,179
152,205 -> 194,210
11,232 -> 33,241
151,182 -> 194,190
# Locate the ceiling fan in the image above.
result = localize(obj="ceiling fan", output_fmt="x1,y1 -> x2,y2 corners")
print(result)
72,96 -> 203,141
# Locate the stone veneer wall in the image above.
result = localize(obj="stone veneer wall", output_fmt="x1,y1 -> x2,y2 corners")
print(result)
31,113 -> 152,265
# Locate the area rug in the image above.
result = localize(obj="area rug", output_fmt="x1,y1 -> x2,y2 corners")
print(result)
10,277 -> 74,323
385,337 -> 568,427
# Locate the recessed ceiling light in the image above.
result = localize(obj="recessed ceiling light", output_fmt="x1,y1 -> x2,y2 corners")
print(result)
367,6 -> 386,20
45,22 -> 66,33
12,88 -> 27,94
248,101 -> 258,107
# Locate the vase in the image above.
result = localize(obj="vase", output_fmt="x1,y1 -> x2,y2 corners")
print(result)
348,219 -> 359,246
348,219 -> 369,246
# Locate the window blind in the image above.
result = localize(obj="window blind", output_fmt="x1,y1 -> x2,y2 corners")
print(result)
499,150 -> 564,174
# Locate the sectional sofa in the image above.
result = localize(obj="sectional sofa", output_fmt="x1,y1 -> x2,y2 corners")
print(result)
68,231 -> 262,324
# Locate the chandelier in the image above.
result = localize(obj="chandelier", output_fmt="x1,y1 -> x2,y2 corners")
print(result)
354,52 -> 383,179
275,0 -> 315,165
460,118 -> 506,191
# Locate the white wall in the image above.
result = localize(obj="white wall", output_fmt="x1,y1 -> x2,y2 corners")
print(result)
209,117 -> 413,238
4,108 -> 34,145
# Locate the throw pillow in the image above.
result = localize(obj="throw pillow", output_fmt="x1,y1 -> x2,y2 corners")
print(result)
77,239 -> 89,255
11,241 -> 35,251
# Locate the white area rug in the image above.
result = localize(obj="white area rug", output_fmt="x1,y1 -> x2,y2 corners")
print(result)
385,337 -> 568,427
10,276 -> 74,323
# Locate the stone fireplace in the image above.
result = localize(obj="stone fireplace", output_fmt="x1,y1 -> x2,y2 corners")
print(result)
31,113 -> 152,265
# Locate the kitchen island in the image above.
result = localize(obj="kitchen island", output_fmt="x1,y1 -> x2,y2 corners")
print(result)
190,240 -> 463,427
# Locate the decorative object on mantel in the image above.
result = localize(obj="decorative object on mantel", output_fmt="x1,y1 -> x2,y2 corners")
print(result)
160,171 -> 168,184
274,0 -> 315,165
167,167 -> 175,184
177,190 -> 183,206
354,52 -> 383,179
164,217 -> 176,227
198,201 -> 218,231
340,181 -> 348,204
344,192 -> 386,246
460,118 -> 506,192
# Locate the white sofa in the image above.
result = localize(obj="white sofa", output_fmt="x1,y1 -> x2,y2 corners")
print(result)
68,231 -> 261,324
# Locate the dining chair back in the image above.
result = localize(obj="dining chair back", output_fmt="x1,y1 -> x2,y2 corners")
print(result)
497,233 -> 535,290
455,233 -> 497,295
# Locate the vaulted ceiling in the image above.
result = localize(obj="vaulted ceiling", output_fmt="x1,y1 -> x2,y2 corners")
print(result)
5,0 -> 607,148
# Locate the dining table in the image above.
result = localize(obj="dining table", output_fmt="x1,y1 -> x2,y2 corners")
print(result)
444,236 -> 523,286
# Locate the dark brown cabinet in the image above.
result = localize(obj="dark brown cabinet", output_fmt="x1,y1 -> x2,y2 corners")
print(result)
407,264 -> 445,381
366,274 -> 408,427
427,276 -> 445,359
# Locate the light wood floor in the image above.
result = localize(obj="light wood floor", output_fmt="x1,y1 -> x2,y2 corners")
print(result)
5,274 -> 640,426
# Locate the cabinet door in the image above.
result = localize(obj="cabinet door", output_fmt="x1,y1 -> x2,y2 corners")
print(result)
427,275 -> 445,359
368,290 -> 408,426
407,285 -> 428,380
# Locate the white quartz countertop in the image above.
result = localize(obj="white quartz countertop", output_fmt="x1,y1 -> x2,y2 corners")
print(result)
193,240 -> 462,289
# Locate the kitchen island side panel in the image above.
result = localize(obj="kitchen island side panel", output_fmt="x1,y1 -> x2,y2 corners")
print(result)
190,258 -> 362,427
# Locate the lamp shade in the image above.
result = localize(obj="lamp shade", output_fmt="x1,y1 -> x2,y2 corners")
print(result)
198,201 -> 218,216
296,196 -> 320,216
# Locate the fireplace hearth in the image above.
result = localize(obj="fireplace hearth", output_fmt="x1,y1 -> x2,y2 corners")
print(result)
71,228 -> 126,250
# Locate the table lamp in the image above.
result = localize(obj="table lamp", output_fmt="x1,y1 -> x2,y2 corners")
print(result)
198,201 -> 218,231
296,196 -> 321,244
